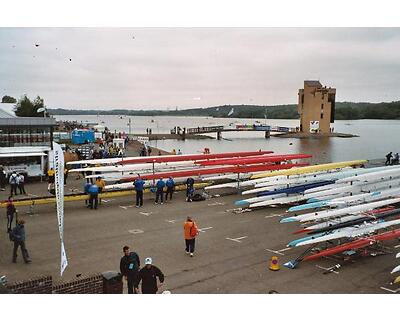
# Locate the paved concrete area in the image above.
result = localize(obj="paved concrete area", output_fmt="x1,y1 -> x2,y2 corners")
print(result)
1,178 -> 399,293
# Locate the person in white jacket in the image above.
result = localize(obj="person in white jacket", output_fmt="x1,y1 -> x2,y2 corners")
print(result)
17,173 -> 26,195
9,172 -> 18,196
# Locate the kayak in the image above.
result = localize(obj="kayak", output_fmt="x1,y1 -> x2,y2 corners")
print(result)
195,154 -> 311,166
251,160 -> 368,179
302,228 -> 400,261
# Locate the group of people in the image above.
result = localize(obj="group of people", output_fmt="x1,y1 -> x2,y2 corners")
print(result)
119,216 -> 199,294
133,175 -> 196,207
0,170 -> 27,196
139,145 -> 153,157
385,152 -> 400,165
83,177 -> 105,210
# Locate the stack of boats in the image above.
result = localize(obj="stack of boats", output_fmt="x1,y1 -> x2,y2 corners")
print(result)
67,150 -> 312,191
219,160 -> 400,266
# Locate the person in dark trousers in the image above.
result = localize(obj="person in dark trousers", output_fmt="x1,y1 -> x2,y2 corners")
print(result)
385,152 -> 393,165
0,166 -> 6,191
6,196 -> 16,233
120,245 -> 140,294
17,173 -> 26,195
134,175 -> 145,207
84,181 -> 91,207
155,178 -> 165,204
165,177 -> 175,202
184,216 -> 198,257
186,177 -> 195,202
11,219 -> 31,264
64,168 -> 68,185
88,183 -> 99,209
9,172 -> 18,196
135,257 -> 164,294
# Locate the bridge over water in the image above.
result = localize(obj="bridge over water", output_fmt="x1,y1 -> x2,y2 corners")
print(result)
178,124 -> 297,140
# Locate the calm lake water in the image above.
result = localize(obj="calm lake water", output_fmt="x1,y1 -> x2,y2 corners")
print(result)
55,115 -> 399,163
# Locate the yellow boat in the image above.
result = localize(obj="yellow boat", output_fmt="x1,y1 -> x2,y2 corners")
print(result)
251,160 -> 368,179
0,182 -> 210,208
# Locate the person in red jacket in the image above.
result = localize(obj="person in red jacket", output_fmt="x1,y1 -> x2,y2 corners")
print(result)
183,216 -> 198,257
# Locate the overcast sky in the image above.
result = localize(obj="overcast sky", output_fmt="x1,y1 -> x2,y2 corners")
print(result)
1,28 -> 400,110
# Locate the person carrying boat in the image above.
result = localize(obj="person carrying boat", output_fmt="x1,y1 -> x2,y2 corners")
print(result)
155,178 -> 165,205
385,152 -> 393,165
134,175 -> 145,208
186,177 -> 195,202
183,216 -> 199,257
165,177 -> 175,202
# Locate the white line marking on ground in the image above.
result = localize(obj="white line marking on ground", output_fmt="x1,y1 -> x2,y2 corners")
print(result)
102,199 -> 115,203
119,205 -> 135,210
198,227 -> 213,233
316,265 -> 340,275
394,244 -> 400,249
265,214 -> 283,218
128,229 -> 144,234
380,286 -> 400,293
226,236 -> 248,243
266,249 -> 285,256
207,202 -> 225,206
166,220 -> 177,223
138,211 -> 153,216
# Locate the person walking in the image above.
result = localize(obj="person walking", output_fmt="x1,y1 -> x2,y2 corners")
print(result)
186,177 -> 195,202
9,172 -> 18,196
17,173 -> 26,195
134,257 -> 164,294
47,167 -> 55,183
165,177 -> 175,202
0,166 -> 6,191
183,216 -> 199,257
119,245 -> 140,294
134,175 -> 145,207
155,178 -> 165,205
88,183 -> 99,210
385,152 -> 393,165
6,196 -> 16,233
10,219 -> 31,264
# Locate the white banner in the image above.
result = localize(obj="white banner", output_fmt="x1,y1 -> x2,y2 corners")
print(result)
52,142 -> 68,276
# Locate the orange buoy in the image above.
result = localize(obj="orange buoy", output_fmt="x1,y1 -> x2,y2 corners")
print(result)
269,256 -> 280,271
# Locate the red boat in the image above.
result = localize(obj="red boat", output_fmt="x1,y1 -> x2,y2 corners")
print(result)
120,162 -> 309,182
303,228 -> 400,261
196,154 -> 312,166
118,150 -> 273,165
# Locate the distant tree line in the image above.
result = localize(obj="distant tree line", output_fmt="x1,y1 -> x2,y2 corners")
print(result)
1,95 -> 17,103
48,101 -> 400,120
14,95 -> 47,117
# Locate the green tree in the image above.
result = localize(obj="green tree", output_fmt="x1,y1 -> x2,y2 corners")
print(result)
14,95 -> 47,117
1,95 -> 17,103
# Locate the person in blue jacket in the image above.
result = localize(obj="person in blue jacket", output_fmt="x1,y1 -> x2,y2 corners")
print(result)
155,178 -> 165,204
84,181 -> 92,207
134,175 -> 146,208
165,177 -> 175,202
88,183 -> 99,210
186,177 -> 195,202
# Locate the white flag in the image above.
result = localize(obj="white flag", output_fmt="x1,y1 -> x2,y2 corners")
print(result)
52,142 -> 68,276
